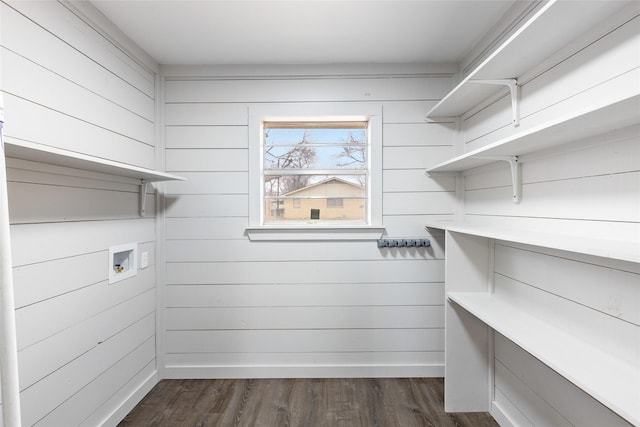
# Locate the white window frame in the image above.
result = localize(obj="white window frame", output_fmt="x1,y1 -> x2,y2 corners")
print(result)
246,103 -> 384,241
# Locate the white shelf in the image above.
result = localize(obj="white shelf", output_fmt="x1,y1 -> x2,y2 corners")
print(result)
432,2 -> 640,422
425,220 -> 640,264
426,93 -> 640,173
3,138 -> 184,183
448,292 -> 640,426
3,138 -> 184,216
426,0 -> 628,119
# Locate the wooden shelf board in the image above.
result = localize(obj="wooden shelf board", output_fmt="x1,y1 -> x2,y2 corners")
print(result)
448,292 -> 640,426
426,93 -> 640,173
427,0 -> 630,119
3,138 -> 184,183
424,220 -> 640,264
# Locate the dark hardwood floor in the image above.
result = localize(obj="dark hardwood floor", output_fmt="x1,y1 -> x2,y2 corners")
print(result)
118,378 -> 499,427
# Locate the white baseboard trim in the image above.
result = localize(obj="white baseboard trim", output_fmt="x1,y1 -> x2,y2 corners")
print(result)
163,364 -> 444,379
491,400 -> 517,427
100,370 -> 159,427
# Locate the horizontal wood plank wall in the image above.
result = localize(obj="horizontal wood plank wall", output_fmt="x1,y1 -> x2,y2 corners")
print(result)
457,7 -> 640,426
162,68 -> 456,378
492,245 -> 638,427
1,1 -> 159,426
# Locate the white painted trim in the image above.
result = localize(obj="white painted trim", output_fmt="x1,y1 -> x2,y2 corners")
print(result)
490,400 -> 517,427
247,102 -> 384,238
163,364 -> 443,380
98,370 -> 159,427
161,62 -> 457,79
0,94 -> 22,427
155,75 -> 167,380
62,1 -> 159,75
246,226 -> 385,241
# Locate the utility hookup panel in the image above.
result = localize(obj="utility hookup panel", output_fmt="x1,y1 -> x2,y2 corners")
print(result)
108,243 -> 138,284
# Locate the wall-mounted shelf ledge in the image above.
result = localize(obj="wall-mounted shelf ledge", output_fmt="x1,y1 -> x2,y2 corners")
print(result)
3,138 -> 185,216
425,220 -> 640,264
426,93 -> 639,174
3,138 -> 185,183
426,0 -> 629,120
448,292 -> 640,426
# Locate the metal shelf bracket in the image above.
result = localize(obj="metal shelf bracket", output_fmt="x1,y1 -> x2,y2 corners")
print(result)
475,155 -> 521,203
140,181 -> 150,217
470,79 -> 520,126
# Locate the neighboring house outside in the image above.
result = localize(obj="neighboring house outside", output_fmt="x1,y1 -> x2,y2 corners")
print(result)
266,177 -> 366,222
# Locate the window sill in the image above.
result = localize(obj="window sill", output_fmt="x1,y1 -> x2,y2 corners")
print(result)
246,225 -> 385,241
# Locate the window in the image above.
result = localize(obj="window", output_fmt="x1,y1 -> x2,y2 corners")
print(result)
327,198 -> 344,208
263,121 -> 367,223
247,103 -> 383,241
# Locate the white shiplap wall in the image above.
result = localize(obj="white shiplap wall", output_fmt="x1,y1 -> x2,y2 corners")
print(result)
1,1 -> 159,425
160,66 -> 457,378
457,5 -> 639,426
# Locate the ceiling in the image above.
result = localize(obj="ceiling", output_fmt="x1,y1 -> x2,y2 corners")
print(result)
90,0 -> 516,66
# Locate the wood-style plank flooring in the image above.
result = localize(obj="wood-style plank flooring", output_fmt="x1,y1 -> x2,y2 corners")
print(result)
118,378 -> 499,426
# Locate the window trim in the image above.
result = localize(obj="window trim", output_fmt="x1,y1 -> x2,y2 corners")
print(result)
247,103 -> 384,241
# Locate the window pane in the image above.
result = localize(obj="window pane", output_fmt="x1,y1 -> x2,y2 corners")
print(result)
265,128 -> 366,146
265,197 -> 366,222
264,174 -> 367,222
264,174 -> 366,196
261,119 -> 370,225
264,144 -> 366,169
264,127 -> 366,170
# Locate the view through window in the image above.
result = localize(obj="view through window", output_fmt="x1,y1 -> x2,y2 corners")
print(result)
263,121 -> 369,223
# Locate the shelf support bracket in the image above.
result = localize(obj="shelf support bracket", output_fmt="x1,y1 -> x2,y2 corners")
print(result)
475,155 -> 520,203
469,79 -> 520,126
139,181 -> 150,217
